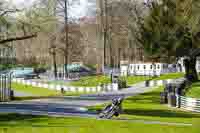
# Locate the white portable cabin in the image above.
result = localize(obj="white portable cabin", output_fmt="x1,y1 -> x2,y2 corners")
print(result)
121,63 -> 168,76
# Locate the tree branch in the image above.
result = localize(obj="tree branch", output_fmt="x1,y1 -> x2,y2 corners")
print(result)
0,34 -> 37,44
0,9 -> 20,16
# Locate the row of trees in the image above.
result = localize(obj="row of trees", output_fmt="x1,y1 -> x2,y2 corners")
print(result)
0,0 -> 84,78
96,0 -> 147,73
0,0 -> 37,45
96,0 -> 200,81
1,0 -> 199,81
137,0 -> 200,81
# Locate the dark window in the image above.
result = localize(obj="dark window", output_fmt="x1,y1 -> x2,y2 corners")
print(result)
144,65 -> 146,69
138,65 -> 140,70
150,65 -> 153,69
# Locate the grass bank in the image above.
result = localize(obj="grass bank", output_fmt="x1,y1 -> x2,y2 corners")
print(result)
89,86 -> 200,124
69,75 -> 111,87
69,73 -> 184,87
186,81 -> 200,98
11,83 -> 90,99
0,113 -> 198,133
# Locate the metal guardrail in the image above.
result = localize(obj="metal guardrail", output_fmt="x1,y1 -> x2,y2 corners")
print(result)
0,73 -> 12,102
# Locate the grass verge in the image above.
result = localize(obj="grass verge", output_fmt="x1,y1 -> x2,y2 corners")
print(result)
69,73 -> 184,87
89,86 -> 200,124
186,81 -> 200,98
0,113 -> 198,133
11,83 -> 92,99
69,75 -> 111,87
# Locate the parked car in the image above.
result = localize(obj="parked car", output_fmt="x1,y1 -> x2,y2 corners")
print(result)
68,66 -> 96,77
23,73 -> 40,80
10,67 -> 39,79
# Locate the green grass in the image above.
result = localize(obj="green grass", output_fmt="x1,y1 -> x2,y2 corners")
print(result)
69,75 -> 111,87
89,86 -> 200,124
2,81 -> 200,133
0,113 -> 198,133
122,76 -> 151,86
186,81 -> 200,98
69,75 -> 150,87
69,73 -> 184,87
12,83 -> 61,97
11,83 -> 91,99
121,73 -> 184,86
152,73 -> 185,80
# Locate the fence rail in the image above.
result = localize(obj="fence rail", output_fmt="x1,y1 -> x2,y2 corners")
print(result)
0,73 -> 12,102
176,95 -> 200,113
12,78 -> 119,93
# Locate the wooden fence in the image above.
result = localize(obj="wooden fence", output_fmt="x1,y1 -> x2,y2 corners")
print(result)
0,73 -> 12,101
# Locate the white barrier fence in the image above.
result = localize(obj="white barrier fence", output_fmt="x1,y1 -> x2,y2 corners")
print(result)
12,78 -> 174,94
177,95 -> 200,113
146,79 -> 173,87
12,78 -> 119,93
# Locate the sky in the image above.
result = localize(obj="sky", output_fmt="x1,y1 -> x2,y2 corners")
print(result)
7,0 -> 36,8
6,0 -> 96,18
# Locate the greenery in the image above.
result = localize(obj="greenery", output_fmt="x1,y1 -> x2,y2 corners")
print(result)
121,76 -> 150,86
69,75 -> 111,87
151,73 -> 185,80
137,0 -> 200,81
89,86 -> 200,124
0,64 -> 14,71
139,0 -> 200,60
0,113 -> 198,133
11,83 -> 60,96
186,81 -> 200,98
11,83 -> 89,98
68,73 -> 184,87
121,73 -> 184,86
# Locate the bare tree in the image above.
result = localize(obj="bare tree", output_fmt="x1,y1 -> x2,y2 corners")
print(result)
0,1 -> 38,45
96,0 -> 104,73
49,35 -> 58,78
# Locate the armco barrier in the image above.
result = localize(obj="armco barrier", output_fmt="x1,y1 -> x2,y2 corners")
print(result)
176,95 -> 200,113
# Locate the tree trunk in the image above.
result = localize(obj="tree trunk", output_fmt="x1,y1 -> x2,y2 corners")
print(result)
64,0 -> 69,78
52,52 -> 57,79
96,0 -> 104,74
118,48 -> 121,68
184,57 -> 198,81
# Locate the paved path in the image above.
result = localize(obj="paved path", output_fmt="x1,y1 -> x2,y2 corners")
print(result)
0,82 -> 150,117
14,90 -> 35,97
0,83 -> 193,126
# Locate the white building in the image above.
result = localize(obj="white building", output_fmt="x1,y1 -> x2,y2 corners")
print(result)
121,62 -> 170,76
121,57 -> 200,76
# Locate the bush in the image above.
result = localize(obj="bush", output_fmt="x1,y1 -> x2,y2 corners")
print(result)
118,78 -> 127,89
0,64 -> 18,71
